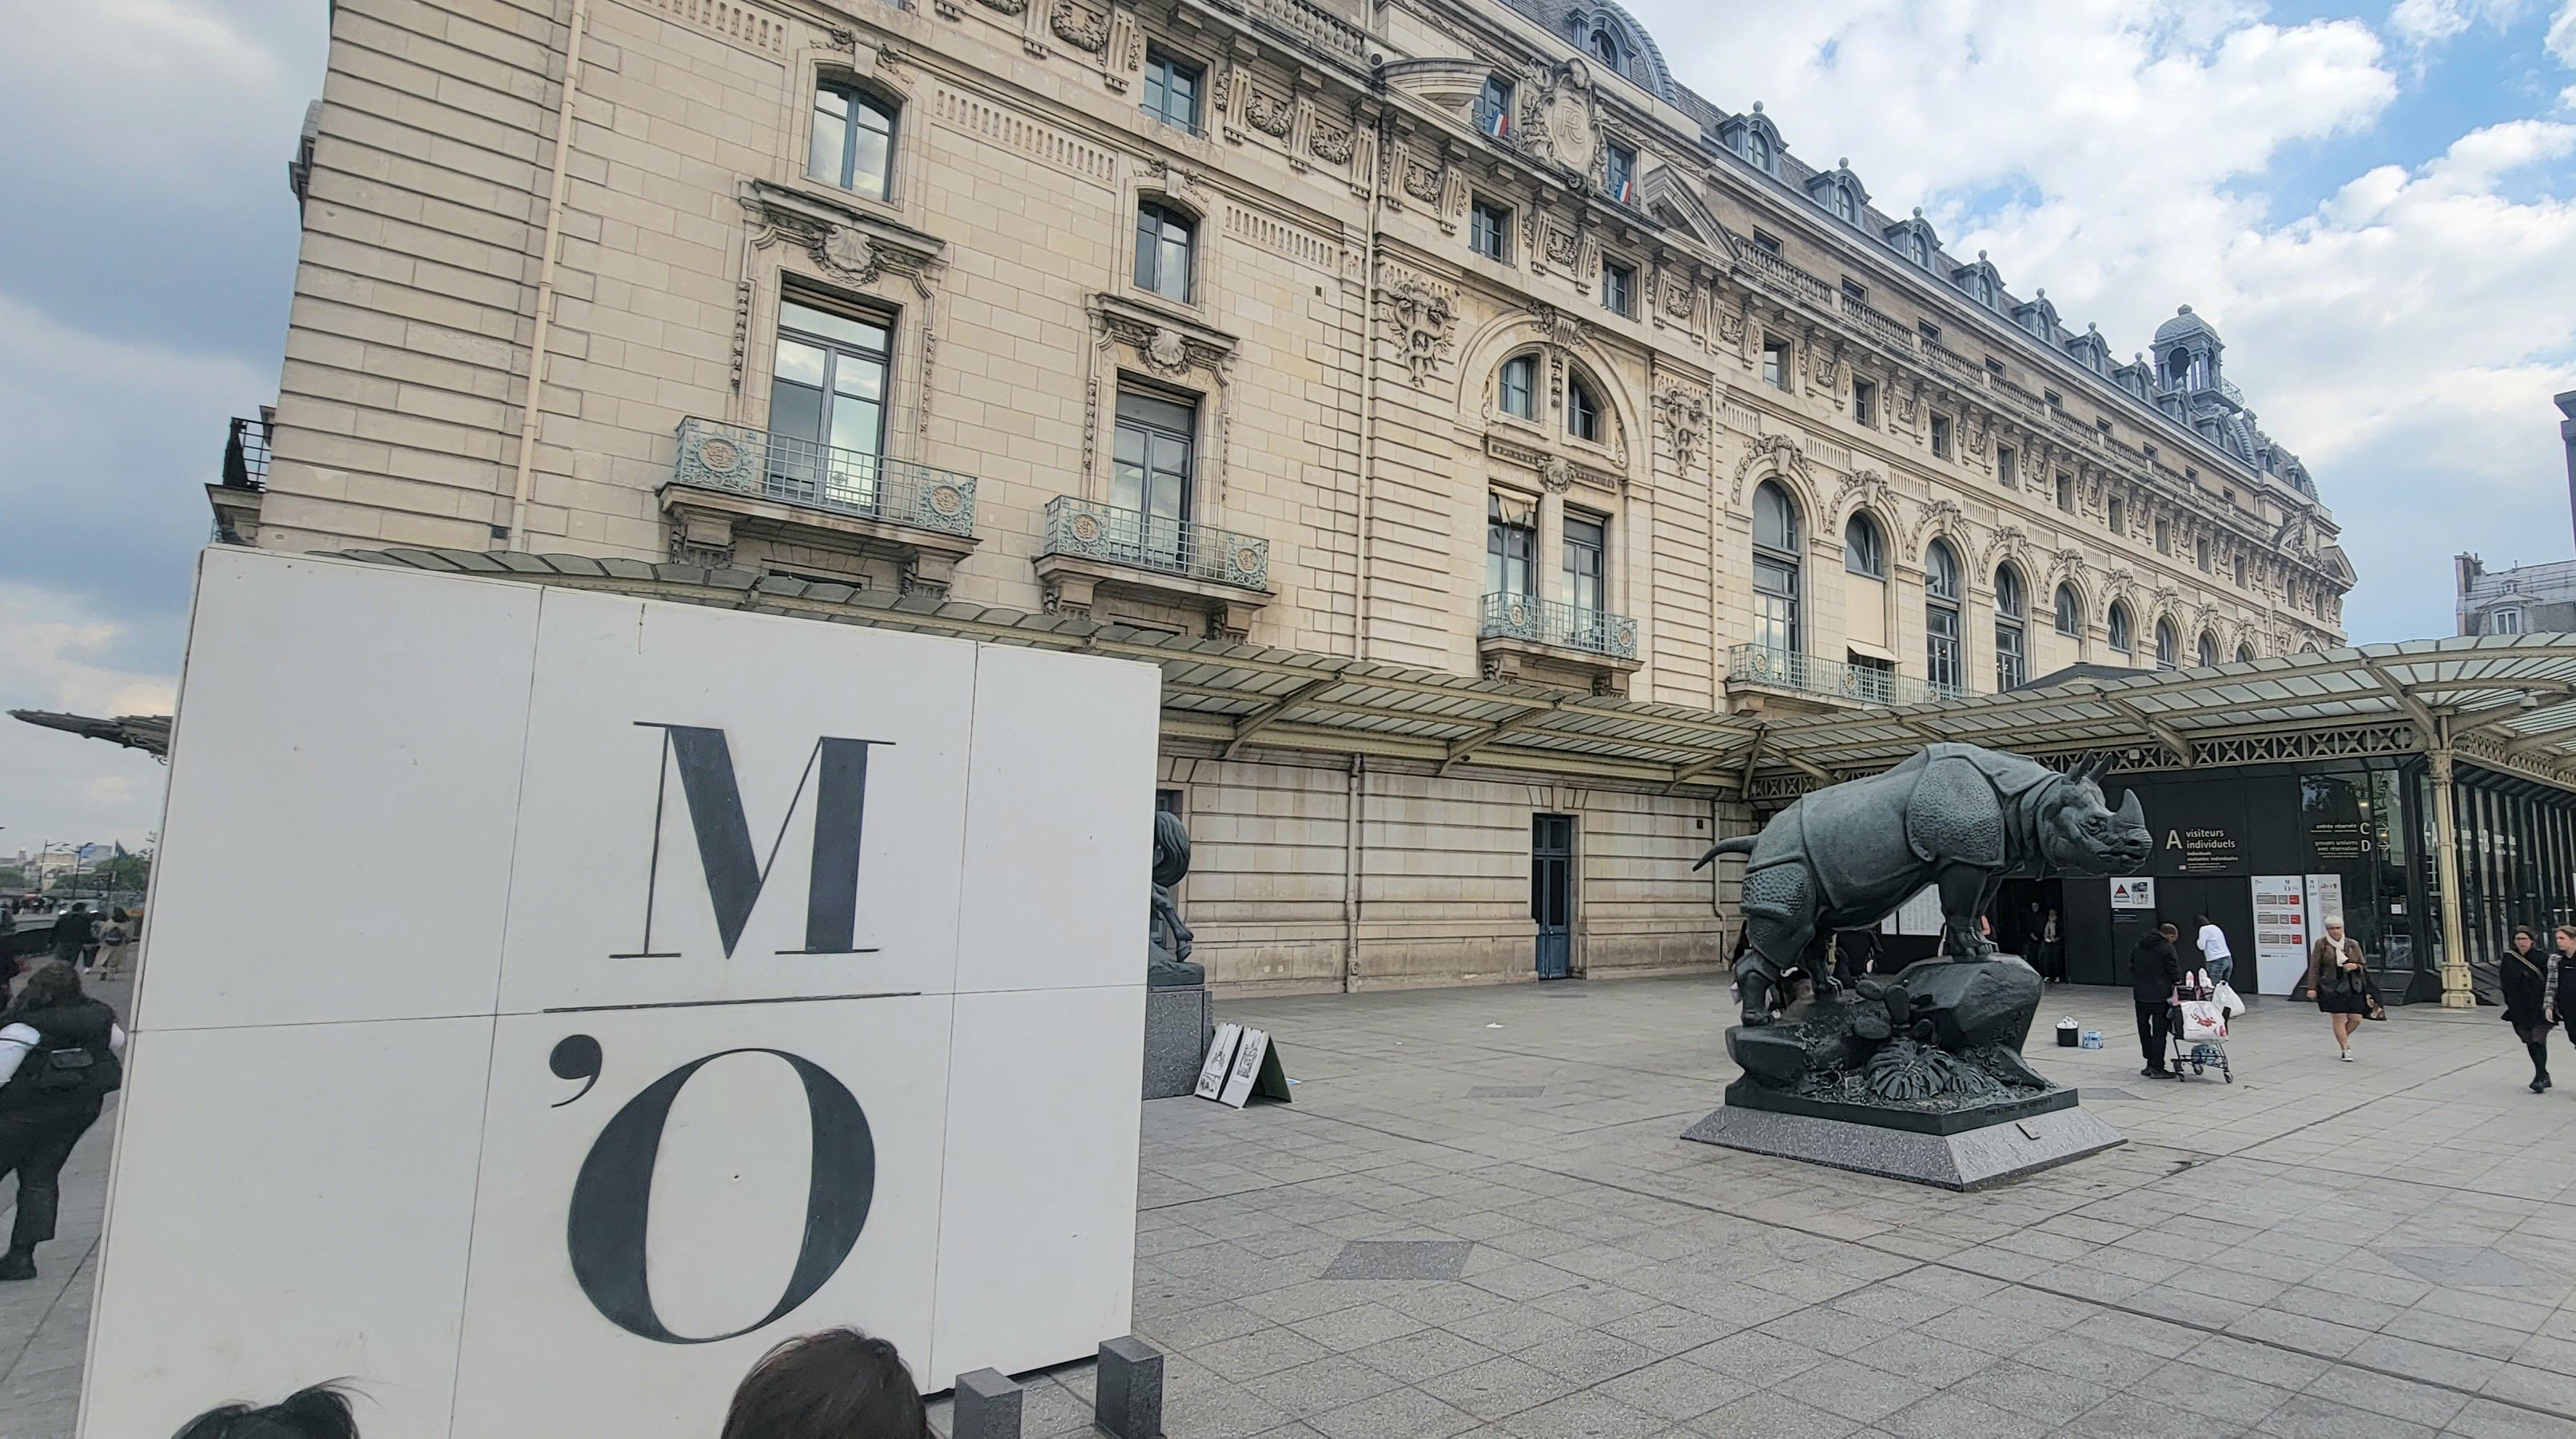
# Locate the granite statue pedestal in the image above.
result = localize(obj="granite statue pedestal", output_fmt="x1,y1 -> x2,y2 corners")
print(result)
1682,954 -> 2123,1190
1143,985 -> 1213,1099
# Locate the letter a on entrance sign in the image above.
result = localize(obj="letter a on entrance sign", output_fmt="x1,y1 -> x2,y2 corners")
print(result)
634,724 -> 887,958
2164,829 -> 2181,851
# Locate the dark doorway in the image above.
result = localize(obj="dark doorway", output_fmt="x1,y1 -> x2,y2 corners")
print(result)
1990,878 -> 2062,973
1532,814 -> 1574,980
2156,876 -> 2257,990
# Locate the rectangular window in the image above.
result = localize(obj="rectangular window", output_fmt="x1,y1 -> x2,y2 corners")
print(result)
1841,278 -> 1867,305
1487,492 -> 1537,597
2055,472 -> 2073,512
1917,321 -> 1941,347
1601,260 -> 1634,317
1852,378 -> 1877,426
1997,446 -> 2017,488
768,296 -> 893,507
1762,335 -> 1790,389
1752,230 -> 1782,255
1563,512 -> 1607,616
1476,75 -> 1514,138
1929,413 -> 1952,457
1112,389 -> 1196,567
1603,142 -> 1636,204
2108,497 -> 2125,534
2096,418 -> 2112,440
808,86 -> 894,200
1133,203 -> 1193,301
2155,518 -> 2171,554
2044,389 -> 2062,411
1471,198 -> 1511,261
2232,553 -> 2247,588
1142,50 -> 1202,133
1985,358 -> 2006,383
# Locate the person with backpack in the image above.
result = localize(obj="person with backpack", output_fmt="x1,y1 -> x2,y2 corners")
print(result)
0,961 -> 125,1280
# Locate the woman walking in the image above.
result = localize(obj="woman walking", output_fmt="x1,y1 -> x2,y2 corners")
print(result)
2502,926 -> 2551,1093
0,963 -> 125,1280
2300,916 -> 2371,1062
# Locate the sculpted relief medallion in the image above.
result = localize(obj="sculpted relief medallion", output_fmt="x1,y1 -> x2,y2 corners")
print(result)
1539,62 -> 1600,177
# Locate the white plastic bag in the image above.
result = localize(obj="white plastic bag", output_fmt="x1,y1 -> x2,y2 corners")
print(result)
2180,999 -> 2228,1041
2212,981 -> 2245,1018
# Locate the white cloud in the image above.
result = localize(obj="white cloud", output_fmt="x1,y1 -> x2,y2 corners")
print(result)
2550,0 -> 2576,64
0,583 -> 174,850
2388,0 -> 2541,52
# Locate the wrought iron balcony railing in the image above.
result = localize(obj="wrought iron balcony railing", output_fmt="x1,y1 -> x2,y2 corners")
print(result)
671,418 -> 977,538
1040,496 -> 1269,591
221,416 -> 271,492
1726,645 -> 1963,707
1479,593 -> 1639,660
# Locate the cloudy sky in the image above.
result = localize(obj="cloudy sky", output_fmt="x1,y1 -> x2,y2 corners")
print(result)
2,0 -> 2574,853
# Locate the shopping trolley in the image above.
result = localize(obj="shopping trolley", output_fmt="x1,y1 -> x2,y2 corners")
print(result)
2166,983 -> 2234,1083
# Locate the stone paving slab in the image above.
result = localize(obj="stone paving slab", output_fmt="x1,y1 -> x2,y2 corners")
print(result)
10,976 -> 2576,1438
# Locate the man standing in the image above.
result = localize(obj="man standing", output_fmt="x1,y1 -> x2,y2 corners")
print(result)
2131,922 -> 2184,1077
2194,913 -> 2236,994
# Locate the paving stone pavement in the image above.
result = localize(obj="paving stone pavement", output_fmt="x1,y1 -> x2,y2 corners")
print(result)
10,975 -> 2576,1438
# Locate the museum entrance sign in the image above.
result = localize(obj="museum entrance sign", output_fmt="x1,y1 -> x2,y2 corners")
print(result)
80,549 -> 1159,1437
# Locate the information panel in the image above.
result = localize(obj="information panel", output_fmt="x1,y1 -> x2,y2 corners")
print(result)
81,549 -> 1160,1438
2252,875 -> 2311,995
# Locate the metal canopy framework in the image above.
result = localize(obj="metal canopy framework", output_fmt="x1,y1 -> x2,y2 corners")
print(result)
334,551 -> 2576,810
8,709 -> 173,759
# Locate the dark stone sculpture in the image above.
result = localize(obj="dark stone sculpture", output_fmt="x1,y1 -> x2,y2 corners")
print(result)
1690,745 -> 2149,1122
1149,810 -> 1203,989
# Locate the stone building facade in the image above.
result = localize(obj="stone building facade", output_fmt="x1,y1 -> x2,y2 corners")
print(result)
221,0 -> 2351,994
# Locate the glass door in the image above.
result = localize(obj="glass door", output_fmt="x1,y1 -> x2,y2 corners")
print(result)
766,299 -> 890,512
1563,513 -> 1607,647
1112,391 -> 1196,571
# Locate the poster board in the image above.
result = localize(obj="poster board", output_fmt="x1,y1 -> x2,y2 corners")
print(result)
1193,1022 -> 1243,1100
2305,873 -> 2347,934
2252,875 -> 2310,995
2110,876 -> 2157,910
1215,1027 -> 1291,1109
1880,886 -> 1944,936
82,549 -> 1160,1438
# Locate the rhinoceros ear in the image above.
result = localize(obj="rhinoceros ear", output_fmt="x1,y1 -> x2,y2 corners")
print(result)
2116,790 -> 2144,826
2066,754 -> 2103,786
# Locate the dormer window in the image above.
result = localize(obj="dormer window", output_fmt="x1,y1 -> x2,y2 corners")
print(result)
1909,231 -> 1930,266
1589,28 -> 1622,66
1833,186 -> 1857,222
1743,130 -> 1771,172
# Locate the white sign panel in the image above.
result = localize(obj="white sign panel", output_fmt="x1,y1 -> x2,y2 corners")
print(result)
1880,886 -> 1945,936
2252,875 -> 2311,995
83,550 -> 1160,1438
2110,876 -> 2157,910
2305,873 -> 2347,935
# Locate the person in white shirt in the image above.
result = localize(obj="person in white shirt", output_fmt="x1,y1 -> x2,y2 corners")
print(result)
0,962 -> 125,1282
2195,914 -> 2236,993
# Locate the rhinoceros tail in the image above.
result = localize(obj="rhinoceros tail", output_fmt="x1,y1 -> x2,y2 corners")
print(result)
1692,835 -> 1758,871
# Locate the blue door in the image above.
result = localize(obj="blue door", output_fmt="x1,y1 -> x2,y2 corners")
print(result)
1533,814 -> 1574,979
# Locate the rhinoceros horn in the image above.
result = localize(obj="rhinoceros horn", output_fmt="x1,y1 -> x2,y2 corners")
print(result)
2116,790 -> 2144,826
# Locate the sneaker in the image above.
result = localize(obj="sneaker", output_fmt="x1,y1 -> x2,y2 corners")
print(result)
2339,1050 -> 2353,1062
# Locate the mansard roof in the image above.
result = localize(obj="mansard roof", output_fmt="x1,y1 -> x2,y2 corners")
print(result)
1499,0 -> 1678,102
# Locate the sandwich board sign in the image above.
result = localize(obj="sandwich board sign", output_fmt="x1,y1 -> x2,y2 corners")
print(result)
82,549 -> 1159,1438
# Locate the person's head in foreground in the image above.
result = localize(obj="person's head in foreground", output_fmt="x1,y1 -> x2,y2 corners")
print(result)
723,1328 -> 929,1439
173,1384 -> 360,1439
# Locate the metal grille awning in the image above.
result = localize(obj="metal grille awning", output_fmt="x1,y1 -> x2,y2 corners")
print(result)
9,709 -> 173,759
333,550 -> 2576,798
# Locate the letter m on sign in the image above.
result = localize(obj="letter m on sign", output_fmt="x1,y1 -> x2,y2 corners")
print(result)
633,724 -> 884,958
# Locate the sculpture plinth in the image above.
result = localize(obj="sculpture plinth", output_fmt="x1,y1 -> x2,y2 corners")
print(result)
1682,745 -> 2148,1188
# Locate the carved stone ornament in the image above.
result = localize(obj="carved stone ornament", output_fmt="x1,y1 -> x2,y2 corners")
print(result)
1144,325 -> 1192,377
1657,383 -> 1710,471
1245,88 -> 1294,139
1662,277 -> 1694,320
1531,60 -> 1599,177
977,0 -> 1027,14
1895,389 -> 1921,425
819,226 -> 881,283
1049,0 -> 1109,52
1529,301 -> 1591,352
1543,225 -> 1579,267
1728,432 -> 1807,508
1536,454 -> 1573,493
1382,276 -> 1458,388
1910,497 -> 1966,555
1716,307 -> 1746,345
1401,157 -> 1444,203
1308,122 -> 1356,165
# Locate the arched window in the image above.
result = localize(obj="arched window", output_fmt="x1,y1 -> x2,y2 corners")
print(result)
1498,354 -> 1538,420
2108,601 -> 2133,656
1133,201 -> 1195,301
2053,583 -> 2080,639
2196,632 -> 2218,669
2491,606 -> 2526,635
1843,513 -> 1885,578
2236,644 -> 2255,664
1833,186 -> 1857,223
809,83 -> 897,199
1925,540 -> 1963,693
1589,28 -> 1622,66
1745,131 -> 1771,171
1909,231 -> 1930,266
1567,374 -> 1603,442
1994,566 -> 2026,691
1752,482 -> 1801,657
2155,619 -> 2179,669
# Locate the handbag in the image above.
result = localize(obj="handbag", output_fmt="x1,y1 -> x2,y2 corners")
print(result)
2180,1000 -> 2228,1041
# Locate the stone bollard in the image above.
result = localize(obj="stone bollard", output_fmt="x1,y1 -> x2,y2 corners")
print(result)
1092,1336 -> 1165,1439
953,1369 -> 1021,1439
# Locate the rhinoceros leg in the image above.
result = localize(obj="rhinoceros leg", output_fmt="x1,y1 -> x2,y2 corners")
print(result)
1934,863 -> 2002,960
1739,909 -> 1816,1026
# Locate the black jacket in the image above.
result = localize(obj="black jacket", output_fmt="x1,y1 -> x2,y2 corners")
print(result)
0,998 -> 121,1110
2502,945 -> 2550,1027
2129,936 -> 2181,1003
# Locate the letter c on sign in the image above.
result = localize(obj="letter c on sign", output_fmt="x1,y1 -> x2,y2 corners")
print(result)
565,1048 -> 876,1344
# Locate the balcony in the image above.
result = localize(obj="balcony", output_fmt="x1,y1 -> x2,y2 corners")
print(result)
1033,496 -> 1272,640
208,413 -> 271,544
1725,645 -> 1963,714
1738,245 -> 1832,309
660,418 -> 981,595
1837,293 -> 1917,355
1478,593 -> 1642,695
